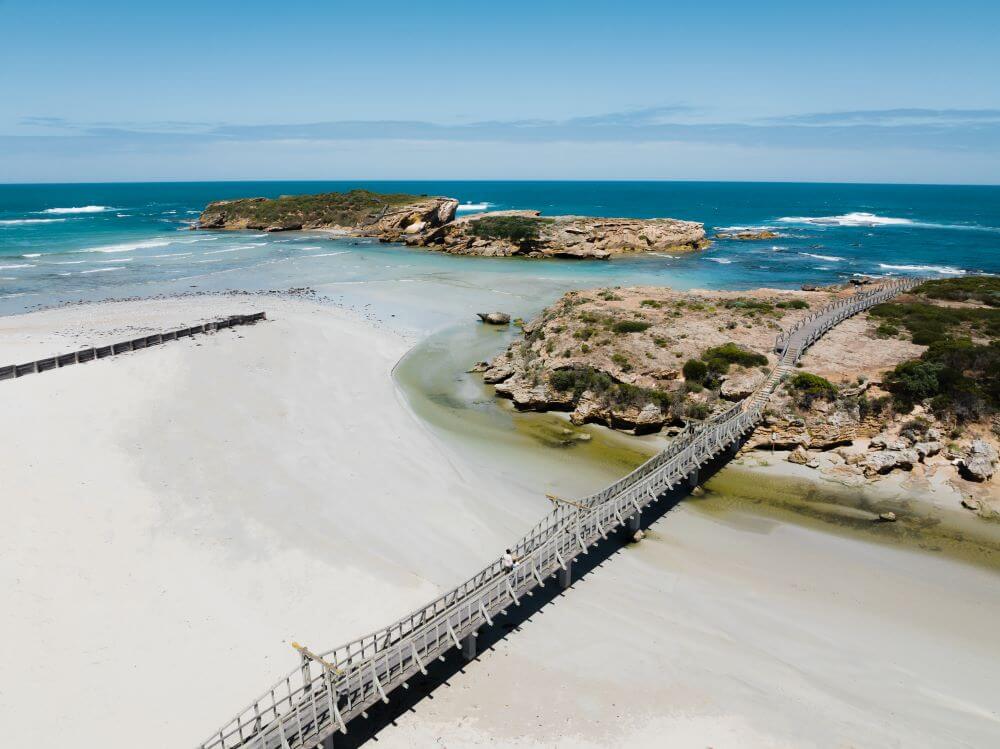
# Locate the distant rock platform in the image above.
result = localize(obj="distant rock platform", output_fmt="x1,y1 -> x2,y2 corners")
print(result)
196,191 -> 708,260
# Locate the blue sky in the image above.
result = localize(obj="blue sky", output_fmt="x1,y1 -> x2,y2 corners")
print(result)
1,0 -> 998,183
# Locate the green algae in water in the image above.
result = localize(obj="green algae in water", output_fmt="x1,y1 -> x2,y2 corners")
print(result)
693,466 -> 1000,571
511,411 -> 653,476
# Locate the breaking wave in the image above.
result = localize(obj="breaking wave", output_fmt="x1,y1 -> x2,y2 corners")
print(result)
456,202 -> 491,212
778,212 -> 913,227
878,263 -> 966,275
77,239 -> 172,254
706,257 -> 733,264
41,205 -> 114,215
798,252 -> 844,262
0,218 -> 67,225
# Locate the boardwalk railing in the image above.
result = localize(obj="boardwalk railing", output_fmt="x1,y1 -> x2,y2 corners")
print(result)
198,279 -> 922,749
0,312 -> 266,382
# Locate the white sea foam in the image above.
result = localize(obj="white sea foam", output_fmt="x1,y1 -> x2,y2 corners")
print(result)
21,253 -> 42,258
150,252 -> 193,258
649,252 -> 678,258
706,257 -> 733,264
78,239 -> 172,254
456,202 -> 491,212
798,252 -> 844,262
106,258 -> 133,263
79,267 -> 122,274
778,212 -> 914,227
878,263 -> 966,275
307,251 -> 351,258
116,213 -> 131,218
0,263 -> 35,270
197,258 -> 225,264
50,260 -> 87,265
0,218 -> 67,225
41,205 -> 113,215
203,248 -> 241,255
297,245 -> 322,250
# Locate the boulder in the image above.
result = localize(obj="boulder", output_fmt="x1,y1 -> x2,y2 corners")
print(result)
477,312 -> 511,325
878,511 -> 897,522
788,446 -> 810,464
861,449 -> 918,476
913,441 -> 942,460
482,362 -> 515,384
959,439 -> 997,482
720,370 -> 766,401
961,497 -> 981,511
870,434 -> 909,451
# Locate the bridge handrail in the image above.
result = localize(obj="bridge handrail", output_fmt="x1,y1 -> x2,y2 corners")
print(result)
198,276 -> 923,749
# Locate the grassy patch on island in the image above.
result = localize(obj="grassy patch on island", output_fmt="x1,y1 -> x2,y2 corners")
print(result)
206,189 -> 426,227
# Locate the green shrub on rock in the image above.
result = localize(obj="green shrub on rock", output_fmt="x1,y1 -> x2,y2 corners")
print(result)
682,359 -> 709,383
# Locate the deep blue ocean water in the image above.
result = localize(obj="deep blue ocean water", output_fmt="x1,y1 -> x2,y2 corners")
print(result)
1,181 -> 997,316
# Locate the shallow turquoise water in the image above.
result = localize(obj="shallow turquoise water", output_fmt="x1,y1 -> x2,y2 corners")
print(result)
1,181 -> 998,316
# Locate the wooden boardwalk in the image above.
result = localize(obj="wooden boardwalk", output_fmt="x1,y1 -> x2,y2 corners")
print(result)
0,312 -> 266,381
198,279 -> 921,749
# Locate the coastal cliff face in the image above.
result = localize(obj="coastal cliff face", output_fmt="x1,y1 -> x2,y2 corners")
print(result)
196,190 -> 459,235
197,191 -> 708,259
408,210 -> 709,259
479,277 -> 1000,507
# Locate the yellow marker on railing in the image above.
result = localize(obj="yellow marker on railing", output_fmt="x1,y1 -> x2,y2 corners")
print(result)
545,493 -> 590,511
292,641 -> 343,675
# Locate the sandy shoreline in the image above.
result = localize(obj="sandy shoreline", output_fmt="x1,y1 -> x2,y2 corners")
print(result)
0,293 -> 542,747
2,293 -> 999,748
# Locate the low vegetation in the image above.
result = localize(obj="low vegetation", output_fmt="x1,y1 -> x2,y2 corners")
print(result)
869,300 -> 999,346
871,278 -> 1000,421
207,189 -> 424,227
612,320 -> 652,334
914,275 -> 1000,307
549,366 -> 673,409
469,215 -> 552,244
790,372 -> 838,400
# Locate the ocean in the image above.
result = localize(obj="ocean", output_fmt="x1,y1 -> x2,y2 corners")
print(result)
1,181 -> 998,317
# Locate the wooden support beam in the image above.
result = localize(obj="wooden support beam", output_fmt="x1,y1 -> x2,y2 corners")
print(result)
410,642 -> 427,675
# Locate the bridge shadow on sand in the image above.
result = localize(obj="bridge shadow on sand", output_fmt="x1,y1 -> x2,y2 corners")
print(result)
332,436 -> 746,747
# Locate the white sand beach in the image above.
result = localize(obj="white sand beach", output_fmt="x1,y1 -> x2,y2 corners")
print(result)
0,295 -> 542,747
2,294 -> 999,748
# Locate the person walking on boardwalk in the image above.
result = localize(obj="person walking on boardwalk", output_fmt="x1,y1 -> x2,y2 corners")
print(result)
501,548 -> 518,573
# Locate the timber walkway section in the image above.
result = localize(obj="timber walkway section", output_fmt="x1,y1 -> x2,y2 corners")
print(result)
0,312 -> 266,381
199,277 -> 921,749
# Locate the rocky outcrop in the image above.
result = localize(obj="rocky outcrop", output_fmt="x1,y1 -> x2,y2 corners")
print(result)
411,211 -> 708,260
196,190 -> 458,236
715,230 -> 779,240
860,449 -> 919,476
478,286 -> 830,434
960,440 -> 997,482
477,312 -> 511,325
197,191 -> 708,260
720,370 -> 767,401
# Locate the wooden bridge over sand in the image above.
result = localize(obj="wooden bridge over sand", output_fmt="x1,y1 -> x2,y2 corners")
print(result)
198,278 -> 922,749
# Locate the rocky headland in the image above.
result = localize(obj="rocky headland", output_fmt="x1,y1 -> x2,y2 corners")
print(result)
478,276 -> 999,513
409,210 -> 708,259
196,189 -> 459,235
196,190 -> 708,260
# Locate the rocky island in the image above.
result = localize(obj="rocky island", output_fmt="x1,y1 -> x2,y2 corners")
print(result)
196,190 -> 708,260
479,276 -> 999,510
